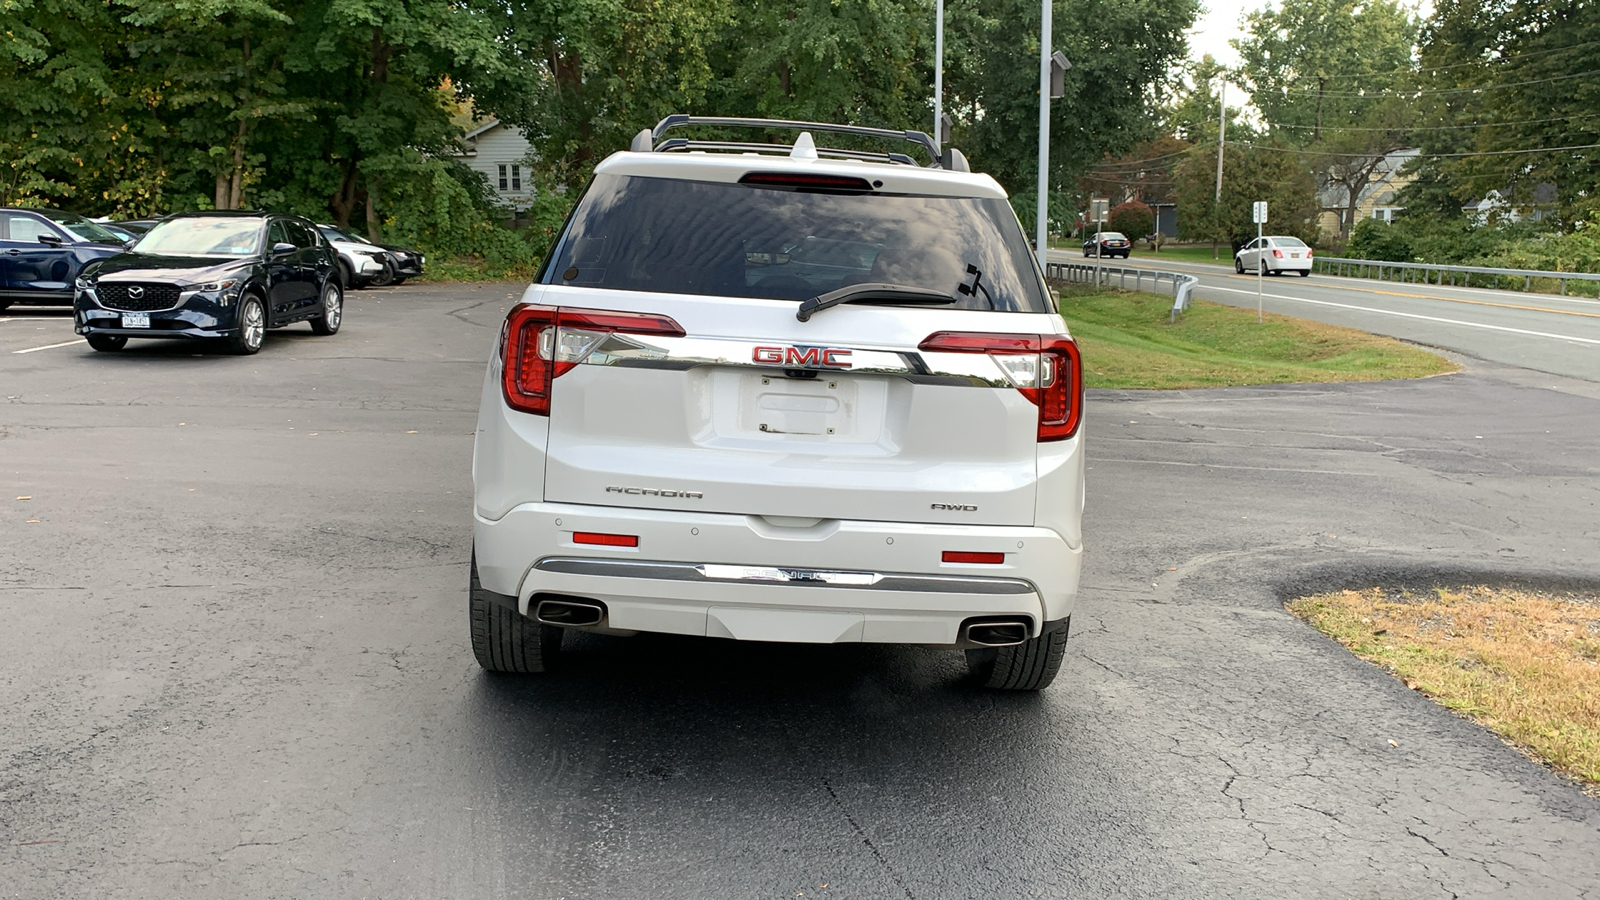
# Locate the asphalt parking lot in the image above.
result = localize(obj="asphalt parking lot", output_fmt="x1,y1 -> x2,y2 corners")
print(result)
4,284 -> 1599,898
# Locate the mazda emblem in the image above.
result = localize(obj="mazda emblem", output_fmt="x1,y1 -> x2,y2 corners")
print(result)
128,286 -> 145,299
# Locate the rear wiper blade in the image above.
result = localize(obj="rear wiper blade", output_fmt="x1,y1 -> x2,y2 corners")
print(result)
795,282 -> 957,322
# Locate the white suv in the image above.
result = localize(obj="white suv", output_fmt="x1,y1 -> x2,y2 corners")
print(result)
469,116 -> 1085,690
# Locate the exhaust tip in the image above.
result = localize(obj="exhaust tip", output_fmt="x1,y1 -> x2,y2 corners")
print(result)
534,598 -> 606,627
961,619 -> 1030,647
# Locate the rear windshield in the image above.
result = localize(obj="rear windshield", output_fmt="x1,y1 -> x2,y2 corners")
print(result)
1098,232 -> 1128,241
542,174 -> 1051,313
1273,237 -> 1308,248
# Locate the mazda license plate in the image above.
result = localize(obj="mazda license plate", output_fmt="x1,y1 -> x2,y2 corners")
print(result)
121,314 -> 150,329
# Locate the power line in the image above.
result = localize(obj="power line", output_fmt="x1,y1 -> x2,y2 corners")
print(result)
1084,144 -> 1208,172
1274,69 -> 1598,97
1266,111 -> 1600,133
1306,38 -> 1600,81
1229,140 -> 1600,159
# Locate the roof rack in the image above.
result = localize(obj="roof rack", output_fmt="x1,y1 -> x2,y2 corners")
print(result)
632,115 -> 969,172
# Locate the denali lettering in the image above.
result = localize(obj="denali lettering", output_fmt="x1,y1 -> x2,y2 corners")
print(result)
752,345 -> 853,368
931,503 -> 978,511
606,486 -> 704,499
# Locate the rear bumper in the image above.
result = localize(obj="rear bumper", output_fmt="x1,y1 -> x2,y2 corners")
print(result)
474,501 -> 1081,645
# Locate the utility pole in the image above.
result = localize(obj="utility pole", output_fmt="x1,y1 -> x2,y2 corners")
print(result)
934,0 -> 943,149
1214,80 -> 1226,202
1034,0 -> 1052,275
1213,79 -> 1227,259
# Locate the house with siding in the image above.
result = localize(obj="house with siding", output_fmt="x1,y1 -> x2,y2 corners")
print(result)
1316,148 -> 1418,236
454,119 -> 535,209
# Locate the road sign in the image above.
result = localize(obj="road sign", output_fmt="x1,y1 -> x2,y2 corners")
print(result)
1090,198 -> 1110,219
1252,201 -> 1268,224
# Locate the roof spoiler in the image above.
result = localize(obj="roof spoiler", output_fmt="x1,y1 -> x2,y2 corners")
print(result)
631,115 -> 970,172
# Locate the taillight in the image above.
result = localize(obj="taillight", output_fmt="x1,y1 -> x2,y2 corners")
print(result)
1272,249 -> 1284,258
918,332 -> 1083,441
1306,249 -> 1314,259
501,304 -> 685,416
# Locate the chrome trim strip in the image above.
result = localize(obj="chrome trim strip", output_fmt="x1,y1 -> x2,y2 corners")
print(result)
568,331 -> 1014,387
534,557 -> 1036,595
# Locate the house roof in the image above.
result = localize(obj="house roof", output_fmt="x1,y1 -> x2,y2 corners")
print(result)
461,119 -> 503,141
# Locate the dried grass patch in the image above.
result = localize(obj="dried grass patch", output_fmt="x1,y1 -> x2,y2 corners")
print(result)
1288,586 -> 1600,791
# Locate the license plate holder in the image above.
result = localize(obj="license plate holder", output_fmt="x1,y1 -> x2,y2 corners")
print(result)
121,313 -> 150,329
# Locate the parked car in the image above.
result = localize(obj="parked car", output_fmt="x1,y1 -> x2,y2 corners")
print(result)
1082,231 -> 1131,258
316,224 -> 425,287
0,208 -> 128,311
1235,235 -> 1313,276
97,222 -> 142,243
468,115 -> 1084,691
73,211 -> 343,354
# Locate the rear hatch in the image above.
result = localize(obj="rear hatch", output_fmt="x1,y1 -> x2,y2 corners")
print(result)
509,164 -> 1080,528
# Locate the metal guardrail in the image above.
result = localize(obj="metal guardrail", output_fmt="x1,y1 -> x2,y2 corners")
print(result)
1046,261 -> 1198,321
1313,256 -> 1600,297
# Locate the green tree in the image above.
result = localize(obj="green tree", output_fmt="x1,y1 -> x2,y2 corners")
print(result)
1174,140 -> 1319,250
1234,0 -> 1419,237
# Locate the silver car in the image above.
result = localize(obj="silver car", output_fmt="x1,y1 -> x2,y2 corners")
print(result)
317,224 -> 393,288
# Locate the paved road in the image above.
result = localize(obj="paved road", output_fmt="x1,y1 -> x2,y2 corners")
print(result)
3,286 -> 1598,898
1053,252 -> 1600,383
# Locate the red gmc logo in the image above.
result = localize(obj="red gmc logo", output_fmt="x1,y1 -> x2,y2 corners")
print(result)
753,345 -> 853,368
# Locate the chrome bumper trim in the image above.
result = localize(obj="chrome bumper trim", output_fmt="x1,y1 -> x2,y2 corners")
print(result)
533,557 -> 1036,595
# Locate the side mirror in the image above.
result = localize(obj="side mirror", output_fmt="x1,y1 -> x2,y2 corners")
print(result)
38,233 -> 63,247
271,242 -> 296,258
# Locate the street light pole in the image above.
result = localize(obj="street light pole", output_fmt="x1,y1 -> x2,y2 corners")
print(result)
934,0 -> 944,149
1035,0 -> 1052,275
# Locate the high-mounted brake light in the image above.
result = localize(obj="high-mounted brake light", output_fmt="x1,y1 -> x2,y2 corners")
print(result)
501,304 -> 686,416
942,551 -> 1006,565
739,172 -> 875,192
919,331 -> 1083,441
573,531 -> 639,547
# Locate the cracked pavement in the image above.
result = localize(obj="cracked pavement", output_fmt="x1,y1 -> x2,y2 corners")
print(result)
2,283 -> 1598,898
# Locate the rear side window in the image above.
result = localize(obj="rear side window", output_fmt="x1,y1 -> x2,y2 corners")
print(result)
543,174 -> 1051,313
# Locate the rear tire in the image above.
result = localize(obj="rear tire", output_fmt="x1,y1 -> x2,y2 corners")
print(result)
1259,260 -> 1270,276
1298,269 -> 1310,277
965,618 -> 1069,691
469,554 -> 561,673
309,280 -> 342,335
87,334 -> 127,352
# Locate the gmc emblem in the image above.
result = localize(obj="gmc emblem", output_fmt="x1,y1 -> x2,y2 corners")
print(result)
753,345 -> 853,369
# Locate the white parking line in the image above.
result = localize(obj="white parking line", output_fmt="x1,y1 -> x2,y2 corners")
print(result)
12,339 -> 82,354
1204,284 -> 1600,346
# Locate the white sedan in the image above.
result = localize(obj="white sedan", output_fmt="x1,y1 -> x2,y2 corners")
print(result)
1235,236 -> 1313,276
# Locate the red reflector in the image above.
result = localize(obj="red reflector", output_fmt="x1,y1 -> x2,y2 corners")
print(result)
739,172 -> 875,192
573,531 -> 639,547
943,551 -> 1005,565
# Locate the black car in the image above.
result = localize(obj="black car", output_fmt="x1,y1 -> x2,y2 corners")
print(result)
73,211 -> 343,355
1082,231 -> 1131,258
0,208 -> 128,311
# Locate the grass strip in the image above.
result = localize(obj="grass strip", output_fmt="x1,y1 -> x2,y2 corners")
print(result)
1288,587 -> 1600,791
1055,288 -> 1457,389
